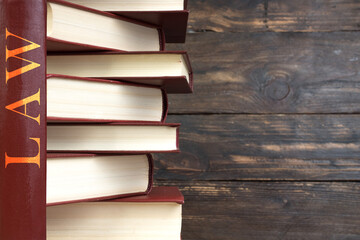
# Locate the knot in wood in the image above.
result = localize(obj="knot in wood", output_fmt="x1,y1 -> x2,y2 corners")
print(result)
264,71 -> 291,101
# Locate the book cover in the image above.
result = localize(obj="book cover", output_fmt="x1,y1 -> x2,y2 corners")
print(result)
0,0 -> 47,239
111,186 -> 184,204
47,51 -> 194,93
112,10 -> 189,43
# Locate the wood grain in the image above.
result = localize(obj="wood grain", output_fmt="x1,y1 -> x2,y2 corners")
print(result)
155,181 -> 360,240
266,0 -> 360,32
167,32 -> 360,114
160,1 -> 360,240
187,0 -> 266,32
188,0 -> 360,32
155,115 -> 360,181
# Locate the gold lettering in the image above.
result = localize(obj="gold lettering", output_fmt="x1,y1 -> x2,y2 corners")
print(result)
5,28 -> 41,83
5,89 -> 40,125
5,138 -> 40,168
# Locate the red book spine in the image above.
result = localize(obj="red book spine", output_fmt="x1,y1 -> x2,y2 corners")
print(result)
0,1 -> 47,240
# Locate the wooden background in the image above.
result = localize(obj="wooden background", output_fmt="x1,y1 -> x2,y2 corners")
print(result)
155,1 -> 360,239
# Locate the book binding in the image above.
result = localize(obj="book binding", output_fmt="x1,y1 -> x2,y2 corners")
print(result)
0,0 -> 47,240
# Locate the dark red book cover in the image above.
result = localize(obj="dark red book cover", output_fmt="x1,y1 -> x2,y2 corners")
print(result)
47,51 -> 194,94
109,186 -> 184,204
46,153 -> 154,207
112,10 -> 189,43
0,1 -> 47,240
46,74 -> 169,123
47,0 -> 165,52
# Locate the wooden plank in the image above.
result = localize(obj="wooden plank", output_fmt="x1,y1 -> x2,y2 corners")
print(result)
187,0 -> 266,32
188,0 -> 360,32
155,115 -> 360,181
167,32 -> 360,114
155,181 -> 360,240
267,0 -> 360,32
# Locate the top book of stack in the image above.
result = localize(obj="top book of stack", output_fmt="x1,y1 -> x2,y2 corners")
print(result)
47,0 -> 165,52
65,0 -> 189,43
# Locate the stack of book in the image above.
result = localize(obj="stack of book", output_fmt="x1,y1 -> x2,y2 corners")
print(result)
0,0 -> 191,239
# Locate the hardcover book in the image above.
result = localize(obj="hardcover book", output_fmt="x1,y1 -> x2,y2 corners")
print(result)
65,0 -> 189,43
0,1 -> 46,240
1,1 -> 188,240
47,74 -> 168,123
47,122 -> 180,153
47,186 -> 184,240
47,0 -> 165,52
47,154 -> 153,206
47,51 -> 194,93
65,0 -> 187,11
114,10 -> 188,43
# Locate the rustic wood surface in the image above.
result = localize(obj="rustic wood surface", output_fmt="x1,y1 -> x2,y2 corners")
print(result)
187,0 -> 360,32
167,32 -> 360,114
155,115 -> 360,181
155,0 -> 360,239
155,181 -> 360,240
